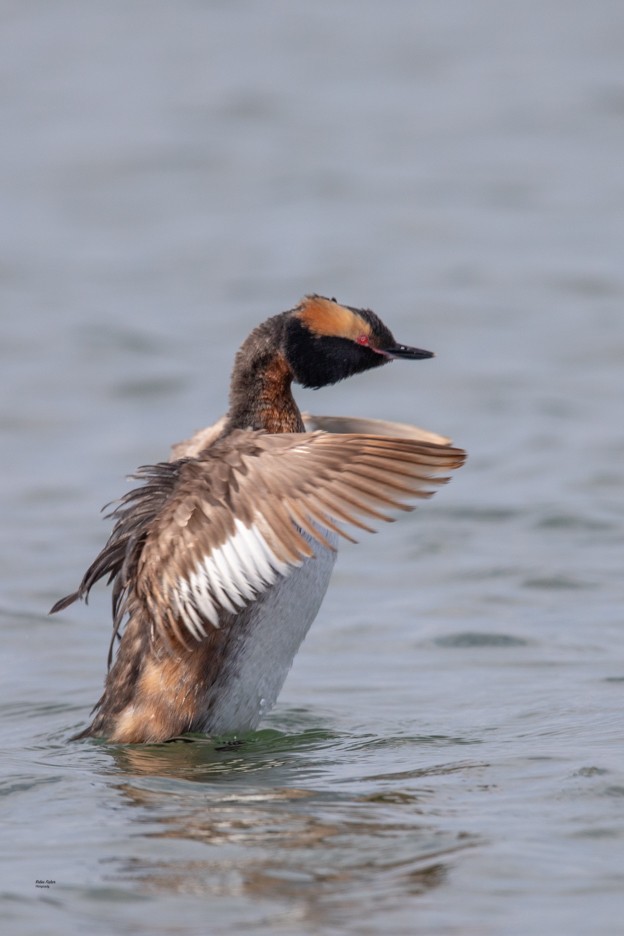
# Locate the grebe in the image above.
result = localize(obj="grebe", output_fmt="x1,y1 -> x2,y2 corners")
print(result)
52,295 -> 466,743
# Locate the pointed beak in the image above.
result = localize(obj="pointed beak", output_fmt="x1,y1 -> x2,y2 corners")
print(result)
382,343 -> 434,360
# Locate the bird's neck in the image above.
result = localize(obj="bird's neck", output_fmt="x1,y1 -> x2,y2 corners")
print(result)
224,314 -> 305,434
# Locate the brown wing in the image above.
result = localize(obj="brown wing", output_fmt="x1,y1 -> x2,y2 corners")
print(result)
136,429 -> 466,648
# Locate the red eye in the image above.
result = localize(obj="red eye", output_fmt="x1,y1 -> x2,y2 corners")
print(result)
356,334 -> 370,346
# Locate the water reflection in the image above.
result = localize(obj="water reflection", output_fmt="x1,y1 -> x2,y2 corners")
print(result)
102,734 -> 480,922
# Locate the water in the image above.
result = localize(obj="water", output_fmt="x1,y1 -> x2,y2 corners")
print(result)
2,2 -> 624,933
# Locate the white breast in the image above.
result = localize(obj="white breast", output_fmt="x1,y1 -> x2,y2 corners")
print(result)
199,530 -> 338,735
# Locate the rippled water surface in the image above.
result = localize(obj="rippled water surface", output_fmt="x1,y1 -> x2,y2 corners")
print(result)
2,3 -> 624,934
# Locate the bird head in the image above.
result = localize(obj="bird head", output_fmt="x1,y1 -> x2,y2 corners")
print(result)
284,295 -> 434,389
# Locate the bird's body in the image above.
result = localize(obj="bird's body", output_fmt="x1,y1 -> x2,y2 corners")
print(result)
52,295 -> 465,743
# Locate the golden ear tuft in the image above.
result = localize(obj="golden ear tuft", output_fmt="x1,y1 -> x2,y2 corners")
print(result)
297,295 -> 370,340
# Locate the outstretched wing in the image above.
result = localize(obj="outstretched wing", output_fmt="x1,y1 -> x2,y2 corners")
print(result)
51,427 -> 466,655
135,429 -> 466,649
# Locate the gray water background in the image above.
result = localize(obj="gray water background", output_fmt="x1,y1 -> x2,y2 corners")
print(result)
1,2 -> 624,934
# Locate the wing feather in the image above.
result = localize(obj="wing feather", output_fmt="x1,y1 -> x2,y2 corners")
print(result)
134,429 -> 467,645
53,421 -> 466,652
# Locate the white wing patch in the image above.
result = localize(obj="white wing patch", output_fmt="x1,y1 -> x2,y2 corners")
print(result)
174,517 -> 301,638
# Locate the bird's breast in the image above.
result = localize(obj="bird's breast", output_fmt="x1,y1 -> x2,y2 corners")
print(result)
198,530 -> 339,735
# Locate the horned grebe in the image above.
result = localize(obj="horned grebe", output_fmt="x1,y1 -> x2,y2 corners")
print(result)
52,295 -> 466,743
